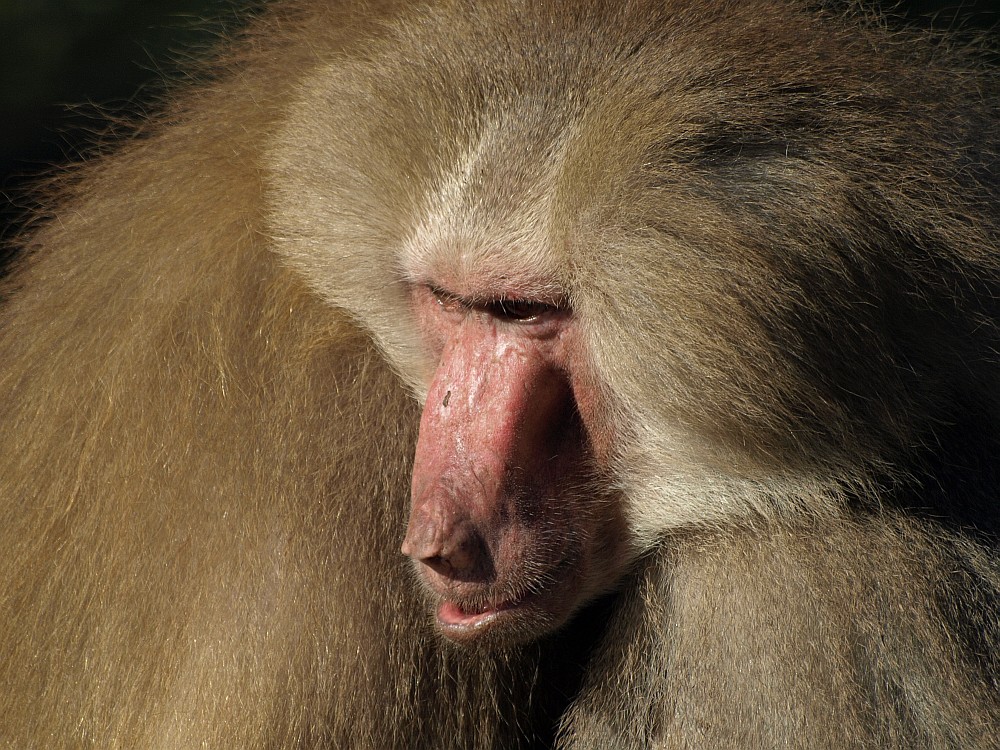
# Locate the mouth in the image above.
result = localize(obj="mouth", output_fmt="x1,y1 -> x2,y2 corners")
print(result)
433,553 -> 579,642
436,595 -> 530,638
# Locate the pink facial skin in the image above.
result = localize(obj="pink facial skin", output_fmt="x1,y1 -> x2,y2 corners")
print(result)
402,283 -> 627,645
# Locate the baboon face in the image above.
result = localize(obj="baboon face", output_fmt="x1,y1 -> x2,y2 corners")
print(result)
269,1 -> 1000,646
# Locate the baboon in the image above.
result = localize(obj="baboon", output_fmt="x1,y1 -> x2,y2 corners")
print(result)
1,1 -> 999,748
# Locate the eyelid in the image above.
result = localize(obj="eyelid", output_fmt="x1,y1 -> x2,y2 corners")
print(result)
429,286 -> 465,312
481,298 -> 560,322
428,285 -> 565,322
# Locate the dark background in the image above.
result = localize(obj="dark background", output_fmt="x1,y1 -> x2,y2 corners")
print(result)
0,0 -> 256,244
0,0 -> 998,244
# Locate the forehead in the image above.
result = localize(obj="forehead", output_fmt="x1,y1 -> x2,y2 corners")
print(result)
379,8 -> 654,298
362,0 -> 822,300
399,115 -> 572,299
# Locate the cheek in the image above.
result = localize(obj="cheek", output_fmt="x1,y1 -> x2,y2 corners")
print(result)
564,335 -> 618,469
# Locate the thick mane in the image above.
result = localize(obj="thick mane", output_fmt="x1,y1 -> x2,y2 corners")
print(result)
1,2 -> 997,748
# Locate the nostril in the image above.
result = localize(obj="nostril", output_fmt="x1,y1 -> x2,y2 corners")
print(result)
439,526 -> 480,572
422,554 -> 457,578
406,521 -> 494,583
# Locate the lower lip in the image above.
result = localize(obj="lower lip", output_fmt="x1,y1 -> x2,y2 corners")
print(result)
436,598 -> 521,635
435,557 -> 574,637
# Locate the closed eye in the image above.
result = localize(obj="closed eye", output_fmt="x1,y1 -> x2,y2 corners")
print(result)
481,298 -> 559,322
430,285 -> 564,322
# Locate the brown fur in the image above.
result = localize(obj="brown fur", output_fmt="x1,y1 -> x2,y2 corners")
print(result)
1,1 -> 999,748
